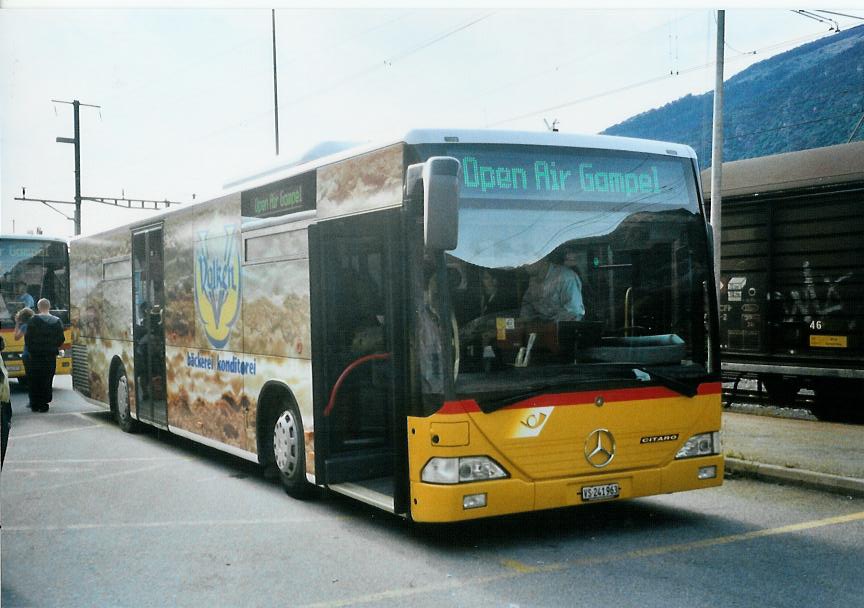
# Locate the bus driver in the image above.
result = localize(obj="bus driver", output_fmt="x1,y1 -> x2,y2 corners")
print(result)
520,258 -> 585,322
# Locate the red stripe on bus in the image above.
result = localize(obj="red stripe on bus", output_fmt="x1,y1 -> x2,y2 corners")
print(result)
436,382 -> 722,415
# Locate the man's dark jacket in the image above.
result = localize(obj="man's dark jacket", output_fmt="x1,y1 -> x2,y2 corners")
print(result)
25,314 -> 65,356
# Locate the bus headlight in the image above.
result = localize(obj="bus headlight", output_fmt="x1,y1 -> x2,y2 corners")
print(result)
421,456 -> 508,484
675,432 -> 721,459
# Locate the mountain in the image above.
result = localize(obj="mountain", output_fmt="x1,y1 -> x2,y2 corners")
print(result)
602,25 -> 864,168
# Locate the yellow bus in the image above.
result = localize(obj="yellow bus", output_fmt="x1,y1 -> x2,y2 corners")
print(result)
0,235 -> 73,381
71,130 -> 722,522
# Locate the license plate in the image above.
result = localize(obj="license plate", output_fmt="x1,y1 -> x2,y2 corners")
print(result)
581,482 -> 620,502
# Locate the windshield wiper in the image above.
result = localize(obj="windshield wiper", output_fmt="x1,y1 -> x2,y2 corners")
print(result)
625,365 -> 700,398
473,364 -> 703,414
476,385 -> 556,414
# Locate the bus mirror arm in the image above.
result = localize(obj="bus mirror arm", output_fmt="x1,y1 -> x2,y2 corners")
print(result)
324,353 -> 391,417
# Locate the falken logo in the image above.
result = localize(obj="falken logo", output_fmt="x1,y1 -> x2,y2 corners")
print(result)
194,226 -> 241,349
640,434 -> 679,444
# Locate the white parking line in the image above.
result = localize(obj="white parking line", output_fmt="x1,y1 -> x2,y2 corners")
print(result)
11,424 -> 105,440
9,457 -> 180,464
4,515 -> 335,533
1,462 -> 174,497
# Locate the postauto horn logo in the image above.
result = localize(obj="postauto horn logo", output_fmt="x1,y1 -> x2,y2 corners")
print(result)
194,226 -> 241,349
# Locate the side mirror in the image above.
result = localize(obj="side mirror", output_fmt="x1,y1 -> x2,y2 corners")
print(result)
407,157 -> 461,251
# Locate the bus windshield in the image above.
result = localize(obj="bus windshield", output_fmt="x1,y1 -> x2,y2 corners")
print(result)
412,145 -> 710,411
0,239 -> 70,326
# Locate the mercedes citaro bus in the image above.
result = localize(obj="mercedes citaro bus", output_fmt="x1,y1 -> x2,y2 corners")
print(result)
70,129 -> 722,522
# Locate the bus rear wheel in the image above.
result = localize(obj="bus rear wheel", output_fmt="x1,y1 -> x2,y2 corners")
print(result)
114,368 -> 138,433
271,403 -> 311,498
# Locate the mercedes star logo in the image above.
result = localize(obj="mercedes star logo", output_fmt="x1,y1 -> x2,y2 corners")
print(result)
584,428 -> 616,468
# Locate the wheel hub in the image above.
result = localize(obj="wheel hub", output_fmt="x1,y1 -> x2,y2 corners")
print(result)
273,411 -> 299,475
117,376 -> 130,421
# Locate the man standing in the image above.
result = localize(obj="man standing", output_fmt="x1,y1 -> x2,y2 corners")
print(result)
23,298 -> 65,413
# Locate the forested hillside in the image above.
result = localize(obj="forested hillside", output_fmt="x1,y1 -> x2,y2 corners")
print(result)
602,25 -> 864,168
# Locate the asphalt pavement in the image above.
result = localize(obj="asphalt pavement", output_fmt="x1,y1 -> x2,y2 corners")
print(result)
722,410 -> 864,497
2,376 -> 864,607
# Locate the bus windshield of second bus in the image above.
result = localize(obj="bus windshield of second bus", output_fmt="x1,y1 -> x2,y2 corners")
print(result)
0,237 -> 72,379
0,238 -> 70,326
410,144 -> 710,413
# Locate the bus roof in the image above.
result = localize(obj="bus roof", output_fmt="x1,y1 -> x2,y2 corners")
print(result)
74,129 -> 699,241
226,129 -> 698,192
0,234 -> 68,244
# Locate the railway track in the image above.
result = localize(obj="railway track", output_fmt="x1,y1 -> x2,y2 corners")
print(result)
722,381 -> 817,421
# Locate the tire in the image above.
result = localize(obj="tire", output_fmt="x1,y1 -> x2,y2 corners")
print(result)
271,402 -> 312,498
114,367 -> 139,433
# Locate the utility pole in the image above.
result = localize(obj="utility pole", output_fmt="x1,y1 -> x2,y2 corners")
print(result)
710,10 -> 725,297
272,9 -> 280,156
53,99 -> 99,236
16,99 -> 184,235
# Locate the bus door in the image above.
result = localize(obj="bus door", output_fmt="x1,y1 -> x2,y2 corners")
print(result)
310,210 -> 407,513
131,225 -> 168,427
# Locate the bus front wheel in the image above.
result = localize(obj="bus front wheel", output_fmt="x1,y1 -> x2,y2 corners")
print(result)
271,402 -> 312,498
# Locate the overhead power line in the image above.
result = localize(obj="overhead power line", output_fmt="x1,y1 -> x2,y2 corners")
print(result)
19,99 -> 185,235
489,28 -> 830,128
791,10 -> 840,31
815,10 -> 864,21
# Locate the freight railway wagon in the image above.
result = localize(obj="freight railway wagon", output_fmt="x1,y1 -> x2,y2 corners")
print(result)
71,129 -> 723,522
704,142 -> 864,423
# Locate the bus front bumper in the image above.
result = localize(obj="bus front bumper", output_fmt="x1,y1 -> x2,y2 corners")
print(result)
409,455 -> 724,523
3,355 -> 73,378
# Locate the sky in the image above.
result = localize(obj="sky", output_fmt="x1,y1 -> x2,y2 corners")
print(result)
1,5 -> 861,238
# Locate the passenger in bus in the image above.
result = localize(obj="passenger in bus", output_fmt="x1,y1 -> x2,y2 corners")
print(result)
521,258 -> 585,321
418,271 -> 445,395
479,270 -> 517,316
0,290 -> 9,323
16,281 -> 35,310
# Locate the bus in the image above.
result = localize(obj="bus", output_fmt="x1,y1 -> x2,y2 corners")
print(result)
70,129 -> 722,522
0,235 -> 72,381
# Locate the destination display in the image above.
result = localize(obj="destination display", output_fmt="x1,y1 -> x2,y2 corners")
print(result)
453,147 -> 692,206
241,170 -> 316,221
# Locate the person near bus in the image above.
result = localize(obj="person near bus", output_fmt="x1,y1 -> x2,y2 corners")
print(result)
521,257 -> 585,321
0,336 -> 11,467
22,298 -> 64,413
14,306 -> 34,343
